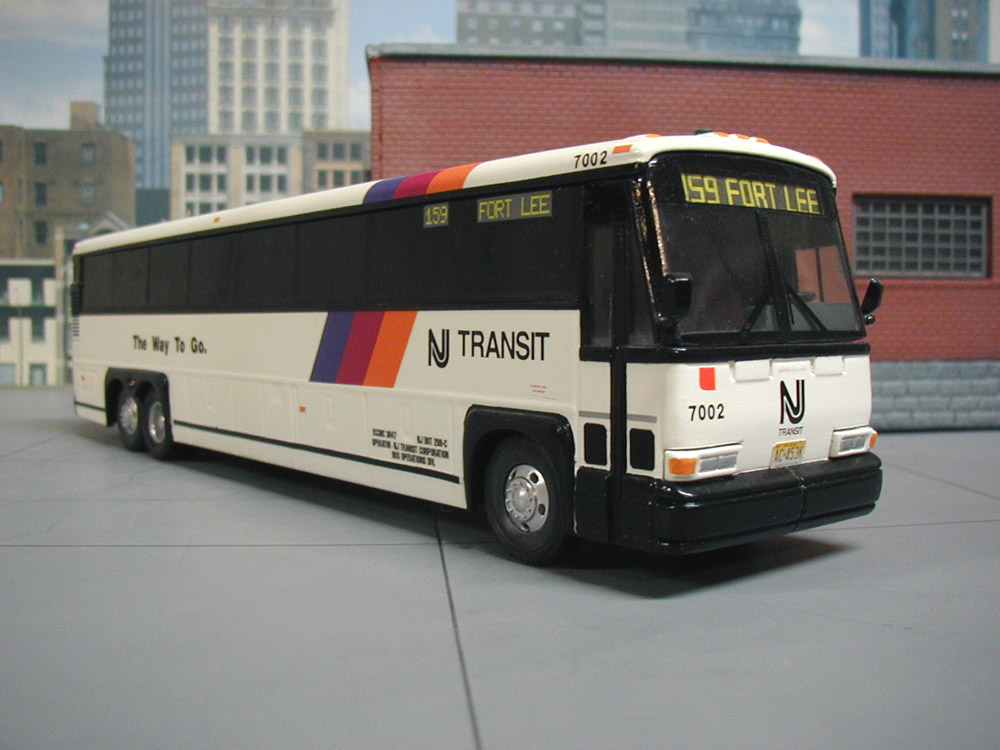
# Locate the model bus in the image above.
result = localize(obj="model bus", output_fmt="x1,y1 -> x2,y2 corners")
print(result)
71,132 -> 884,564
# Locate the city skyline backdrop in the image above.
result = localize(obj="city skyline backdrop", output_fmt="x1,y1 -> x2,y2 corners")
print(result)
1,0 -> 857,131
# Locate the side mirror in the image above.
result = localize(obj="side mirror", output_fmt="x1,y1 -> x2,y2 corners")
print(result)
655,273 -> 692,326
860,278 -> 883,325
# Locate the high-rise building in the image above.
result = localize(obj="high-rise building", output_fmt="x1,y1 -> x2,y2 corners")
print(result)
457,0 -> 800,55
104,0 -> 349,202
860,0 -> 990,62
687,1 -> 801,55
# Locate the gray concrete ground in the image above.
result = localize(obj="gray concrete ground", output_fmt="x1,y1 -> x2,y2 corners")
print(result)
1,387 -> 998,749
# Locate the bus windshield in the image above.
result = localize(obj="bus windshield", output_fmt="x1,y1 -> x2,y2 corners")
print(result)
649,153 -> 864,343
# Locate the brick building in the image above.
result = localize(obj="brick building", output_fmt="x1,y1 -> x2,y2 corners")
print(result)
368,45 -> 1000,428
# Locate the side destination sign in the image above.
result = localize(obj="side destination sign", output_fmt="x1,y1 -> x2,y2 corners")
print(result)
477,190 -> 553,223
681,173 -> 821,215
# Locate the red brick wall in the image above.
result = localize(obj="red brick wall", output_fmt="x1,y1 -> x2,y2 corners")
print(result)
369,53 -> 1000,361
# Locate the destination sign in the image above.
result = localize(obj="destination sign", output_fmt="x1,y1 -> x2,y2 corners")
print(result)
477,190 -> 553,223
681,173 -> 822,215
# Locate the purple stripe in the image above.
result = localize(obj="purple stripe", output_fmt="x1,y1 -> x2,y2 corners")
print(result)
364,177 -> 406,203
310,312 -> 354,383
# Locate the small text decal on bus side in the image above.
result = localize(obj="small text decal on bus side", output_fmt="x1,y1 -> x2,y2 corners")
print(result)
132,335 -> 208,356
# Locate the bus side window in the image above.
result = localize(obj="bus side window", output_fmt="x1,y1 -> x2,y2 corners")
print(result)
626,227 -> 655,346
584,224 -> 614,348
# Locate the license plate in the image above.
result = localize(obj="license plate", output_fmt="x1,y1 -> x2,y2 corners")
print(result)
770,440 -> 807,468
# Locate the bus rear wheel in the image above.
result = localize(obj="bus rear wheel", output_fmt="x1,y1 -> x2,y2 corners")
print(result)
484,436 -> 576,565
116,388 -> 147,452
143,387 -> 179,461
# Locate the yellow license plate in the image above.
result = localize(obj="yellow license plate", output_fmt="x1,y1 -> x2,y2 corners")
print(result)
771,440 -> 807,468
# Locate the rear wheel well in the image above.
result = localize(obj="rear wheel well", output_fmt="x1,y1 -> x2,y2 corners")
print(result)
104,369 -> 165,426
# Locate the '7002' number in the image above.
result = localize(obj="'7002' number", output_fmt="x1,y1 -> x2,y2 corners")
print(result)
689,403 -> 725,421
573,150 -> 609,169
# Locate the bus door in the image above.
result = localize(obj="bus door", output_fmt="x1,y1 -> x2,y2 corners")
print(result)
576,181 -> 652,544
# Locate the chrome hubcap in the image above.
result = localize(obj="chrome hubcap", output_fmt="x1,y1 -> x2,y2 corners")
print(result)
503,464 -> 548,533
119,396 -> 139,435
147,401 -> 166,444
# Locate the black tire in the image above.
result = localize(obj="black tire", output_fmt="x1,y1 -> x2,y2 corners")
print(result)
142,387 -> 179,461
116,387 -> 147,452
483,436 -> 576,565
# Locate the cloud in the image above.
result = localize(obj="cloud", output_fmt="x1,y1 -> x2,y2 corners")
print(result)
0,0 -> 106,46
349,76 -> 372,130
799,0 -> 858,57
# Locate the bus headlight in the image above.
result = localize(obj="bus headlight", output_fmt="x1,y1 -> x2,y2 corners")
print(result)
829,427 -> 878,458
665,444 -> 741,482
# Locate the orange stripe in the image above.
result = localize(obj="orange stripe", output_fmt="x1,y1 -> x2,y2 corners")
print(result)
426,163 -> 480,194
364,310 -> 418,387
613,144 -> 632,154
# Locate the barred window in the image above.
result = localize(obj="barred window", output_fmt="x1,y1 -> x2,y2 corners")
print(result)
854,197 -> 989,278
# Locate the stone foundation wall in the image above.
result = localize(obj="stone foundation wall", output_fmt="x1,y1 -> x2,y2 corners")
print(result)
871,361 -> 1000,430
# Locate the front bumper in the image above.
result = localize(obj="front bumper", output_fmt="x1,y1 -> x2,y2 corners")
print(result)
617,453 -> 882,554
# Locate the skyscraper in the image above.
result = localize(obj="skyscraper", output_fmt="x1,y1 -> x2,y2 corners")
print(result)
860,0 -> 990,62
104,0 -> 349,204
456,0 -> 801,56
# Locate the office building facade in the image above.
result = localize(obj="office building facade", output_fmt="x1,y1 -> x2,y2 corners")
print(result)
861,0 -> 990,62
105,0 -> 349,199
457,0 -> 800,55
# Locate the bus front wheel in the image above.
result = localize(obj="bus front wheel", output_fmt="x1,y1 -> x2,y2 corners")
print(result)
116,388 -> 147,452
143,388 -> 179,461
484,436 -> 576,565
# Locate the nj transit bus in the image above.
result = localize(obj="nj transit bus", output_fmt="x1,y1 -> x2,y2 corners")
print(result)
71,133 -> 884,564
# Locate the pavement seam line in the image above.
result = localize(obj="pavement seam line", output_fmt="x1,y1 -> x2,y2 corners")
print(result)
435,512 -> 483,750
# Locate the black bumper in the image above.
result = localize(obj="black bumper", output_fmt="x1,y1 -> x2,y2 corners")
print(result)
614,453 -> 882,554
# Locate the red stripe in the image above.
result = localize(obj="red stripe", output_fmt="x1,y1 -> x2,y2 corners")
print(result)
393,171 -> 440,199
336,311 -> 385,384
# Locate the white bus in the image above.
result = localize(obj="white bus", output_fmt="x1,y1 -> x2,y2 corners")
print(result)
72,132 -> 884,564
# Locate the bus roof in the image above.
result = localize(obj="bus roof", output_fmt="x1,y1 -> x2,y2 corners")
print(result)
74,132 -> 836,255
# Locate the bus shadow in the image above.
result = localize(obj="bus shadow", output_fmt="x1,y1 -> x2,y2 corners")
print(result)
545,535 -> 851,598
71,424 -> 852,594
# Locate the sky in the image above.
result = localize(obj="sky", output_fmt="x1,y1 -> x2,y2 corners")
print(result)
0,0 -> 857,131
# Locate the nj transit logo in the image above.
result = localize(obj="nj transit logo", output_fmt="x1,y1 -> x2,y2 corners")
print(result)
428,329 -> 450,368
780,380 -> 806,424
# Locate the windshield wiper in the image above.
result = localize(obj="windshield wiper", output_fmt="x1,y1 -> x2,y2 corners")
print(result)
784,283 -> 827,331
741,289 -> 771,334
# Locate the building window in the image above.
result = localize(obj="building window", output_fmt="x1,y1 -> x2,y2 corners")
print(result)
854,197 -> 989,278
34,221 -> 48,246
0,180 -> 4,204
317,170 -> 328,188
185,173 -> 195,191
317,142 -> 329,159
81,183 -> 96,206
30,364 -> 48,385
199,174 -> 212,191
34,142 -> 47,165
350,142 -> 362,161
31,319 -> 45,342
34,183 -> 47,206
81,143 -> 97,165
